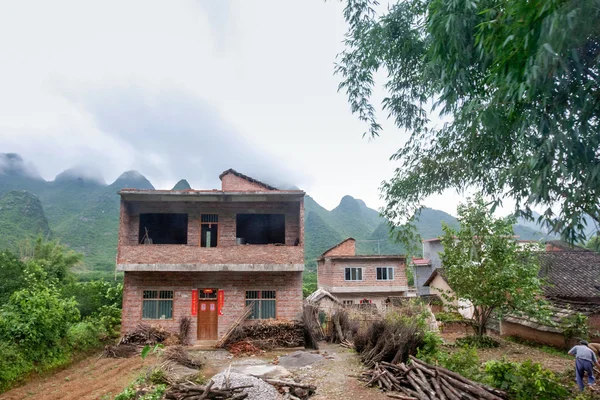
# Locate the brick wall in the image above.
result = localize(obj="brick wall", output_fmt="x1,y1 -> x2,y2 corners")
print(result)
323,239 -> 356,257
501,321 -> 567,348
122,271 -> 303,342
318,258 -> 408,289
221,173 -> 271,191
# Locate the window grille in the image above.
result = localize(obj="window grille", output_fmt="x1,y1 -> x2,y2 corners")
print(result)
142,290 -> 173,319
245,290 -> 276,319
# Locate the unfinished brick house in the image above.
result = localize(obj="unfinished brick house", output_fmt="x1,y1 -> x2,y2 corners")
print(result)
316,238 -> 408,308
117,169 -> 304,343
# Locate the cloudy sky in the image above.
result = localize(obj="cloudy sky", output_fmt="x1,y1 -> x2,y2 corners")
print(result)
0,0 -> 466,214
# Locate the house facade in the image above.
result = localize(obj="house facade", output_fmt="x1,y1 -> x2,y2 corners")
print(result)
316,238 -> 408,308
117,169 -> 304,343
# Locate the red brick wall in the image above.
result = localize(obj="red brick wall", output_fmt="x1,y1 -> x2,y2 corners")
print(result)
122,271 -> 303,342
323,239 -> 355,257
118,244 -> 304,265
318,258 -> 408,289
501,321 -> 567,348
221,174 -> 271,191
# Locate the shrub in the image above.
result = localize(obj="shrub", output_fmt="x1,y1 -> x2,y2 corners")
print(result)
456,335 -> 500,349
0,286 -> 79,362
0,341 -> 32,392
416,331 -> 443,361
441,346 -> 483,381
67,321 -> 107,352
435,311 -> 463,322
485,359 -> 570,400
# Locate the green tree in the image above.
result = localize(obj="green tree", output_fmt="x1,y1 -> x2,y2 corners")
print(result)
19,237 -> 82,283
0,251 -> 27,304
440,196 -> 547,336
587,235 -> 600,252
336,0 -> 600,244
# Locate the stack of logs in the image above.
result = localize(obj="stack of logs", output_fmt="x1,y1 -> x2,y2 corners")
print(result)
361,356 -> 507,400
165,381 -> 250,400
264,379 -> 317,400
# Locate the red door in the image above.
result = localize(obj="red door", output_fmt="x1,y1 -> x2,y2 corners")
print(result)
197,300 -> 218,340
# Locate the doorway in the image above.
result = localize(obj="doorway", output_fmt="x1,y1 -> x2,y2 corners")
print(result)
197,289 -> 218,340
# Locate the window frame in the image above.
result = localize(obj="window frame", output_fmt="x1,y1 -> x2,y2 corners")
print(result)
142,289 -> 174,320
344,267 -> 363,281
245,290 -> 277,320
376,266 -> 395,281
200,214 -> 219,248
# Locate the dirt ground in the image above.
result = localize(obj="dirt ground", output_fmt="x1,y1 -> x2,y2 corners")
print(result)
0,355 -> 154,400
0,338 -> 574,400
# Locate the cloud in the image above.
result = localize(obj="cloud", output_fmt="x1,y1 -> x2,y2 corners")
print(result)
57,81 -> 308,190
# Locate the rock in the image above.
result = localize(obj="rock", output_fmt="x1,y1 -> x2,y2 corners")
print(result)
278,351 -> 324,369
211,371 -> 281,400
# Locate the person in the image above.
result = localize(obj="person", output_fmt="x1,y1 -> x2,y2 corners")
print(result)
588,342 -> 600,357
569,340 -> 600,391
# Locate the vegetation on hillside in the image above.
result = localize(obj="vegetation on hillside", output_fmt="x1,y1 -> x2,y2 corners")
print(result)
0,190 -> 50,250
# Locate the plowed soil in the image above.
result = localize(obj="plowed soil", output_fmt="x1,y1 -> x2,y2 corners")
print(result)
0,354 -> 153,400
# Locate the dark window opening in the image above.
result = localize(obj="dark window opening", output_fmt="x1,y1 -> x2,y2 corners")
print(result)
199,288 -> 218,299
139,213 -> 188,244
236,214 -> 285,245
200,214 -> 218,247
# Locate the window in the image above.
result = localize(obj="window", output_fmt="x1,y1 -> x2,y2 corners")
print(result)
342,300 -> 354,305
236,214 -> 285,244
376,267 -> 394,281
201,214 -> 218,247
344,267 -> 363,281
246,290 -> 276,319
139,213 -> 188,244
142,290 -> 173,319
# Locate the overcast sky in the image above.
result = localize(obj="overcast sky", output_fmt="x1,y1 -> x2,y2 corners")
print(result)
0,0 -> 468,214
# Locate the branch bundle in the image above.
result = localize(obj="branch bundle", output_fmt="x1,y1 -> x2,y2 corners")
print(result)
165,381 -> 251,400
103,344 -> 138,358
264,378 -> 317,400
222,320 -> 304,349
119,323 -> 170,346
359,356 -> 507,400
164,346 -> 205,369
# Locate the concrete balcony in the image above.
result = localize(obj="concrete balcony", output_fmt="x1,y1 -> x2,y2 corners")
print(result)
116,244 -> 304,272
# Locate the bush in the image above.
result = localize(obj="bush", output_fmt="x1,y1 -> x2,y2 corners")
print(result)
485,359 -> 570,400
441,346 -> 483,381
456,335 -> 500,349
0,286 -> 79,362
67,321 -> 107,352
0,341 -> 32,392
435,311 -> 463,322
416,331 -> 443,361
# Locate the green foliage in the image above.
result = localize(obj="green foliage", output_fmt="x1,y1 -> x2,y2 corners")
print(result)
147,368 -> 168,385
441,346 -> 483,382
0,286 -> 80,362
485,360 -> 570,400
416,331 -> 443,359
434,311 -> 463,323
337,0 -> 600,244
0,251 -> 27,304
19,236 -> 82,283
0,341 -> 32,392
66,321 -> 107,352
141,344 -> 164,360
114,386 -> 137,400
0,190 -> 51,252
456,335 -> 500,349
302,271 -> 318,298
440,196 -> 548,336
560,312 -> 590,345
587,236 -> 600,252
62,280 -> 122,319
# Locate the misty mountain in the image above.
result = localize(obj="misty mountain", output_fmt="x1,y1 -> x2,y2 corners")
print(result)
0,153 -> 553,279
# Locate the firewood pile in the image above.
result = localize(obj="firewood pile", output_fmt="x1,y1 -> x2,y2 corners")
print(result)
119,323 -> 170,346
163,346 -> 205,369
165,381 -> 251,399
360,356 -> 507,400
263,378 -> 317,400
225,320 -> 304,349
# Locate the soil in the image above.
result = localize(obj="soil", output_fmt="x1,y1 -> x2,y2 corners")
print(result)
0,354 -> 154,400
0,338 -> 574,399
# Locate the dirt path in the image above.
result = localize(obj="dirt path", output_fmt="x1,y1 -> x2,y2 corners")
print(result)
0,353 -> 153,400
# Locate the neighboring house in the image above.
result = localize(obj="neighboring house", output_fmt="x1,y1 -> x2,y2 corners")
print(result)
117,169 -> 305,343
412,238 -> 443,295
306,288 -> 341,315
423,268 -> 474,319
316,238 -> 409,308
502,249 -> 600,347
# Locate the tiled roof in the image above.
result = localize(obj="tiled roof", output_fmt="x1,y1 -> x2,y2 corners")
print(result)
306,288 -> 341,304
218,168 -> 278,190
539,251 -> 600,298
545,240 -> 590,252
412,257 -> 431,266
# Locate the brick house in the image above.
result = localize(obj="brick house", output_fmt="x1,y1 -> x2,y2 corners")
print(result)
117,169 -> 304,343
316,238 -> 408,308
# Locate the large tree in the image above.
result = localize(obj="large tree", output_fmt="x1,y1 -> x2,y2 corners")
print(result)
336,0 -> 600,243
440,196 -> 546,336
